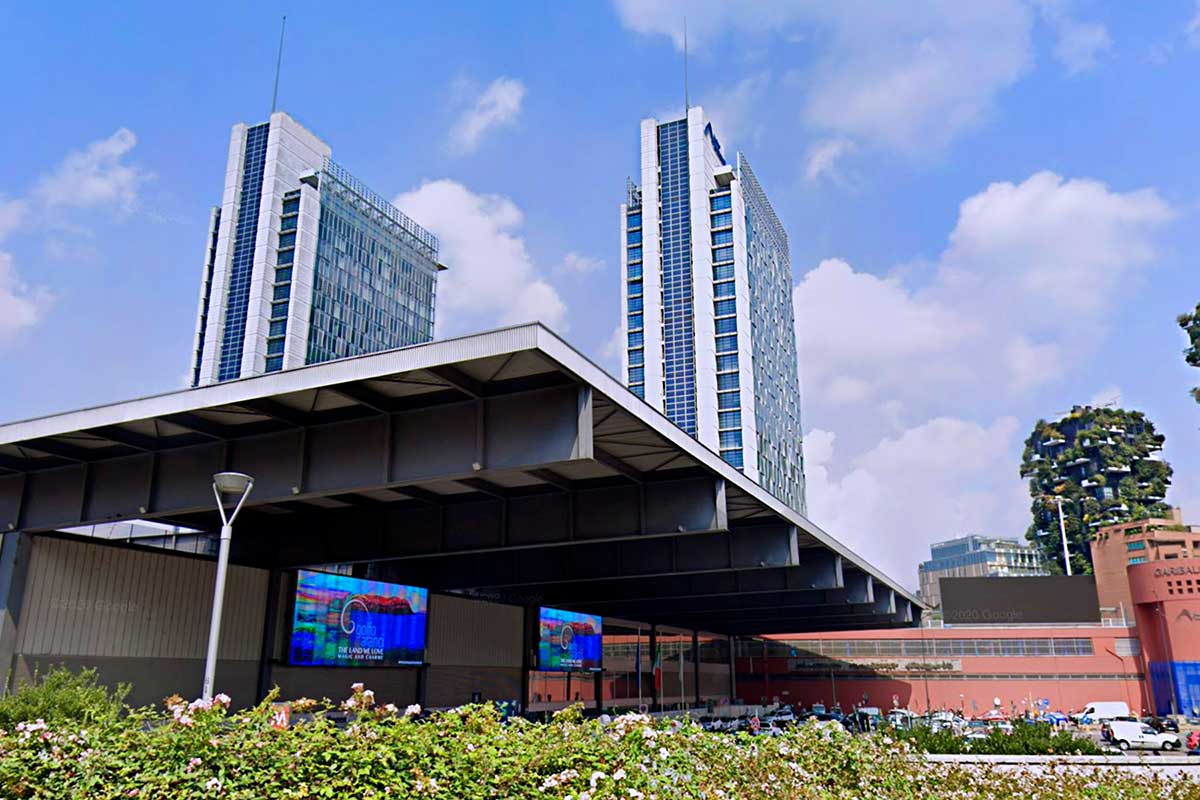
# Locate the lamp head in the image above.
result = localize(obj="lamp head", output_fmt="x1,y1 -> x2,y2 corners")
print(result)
213,471 -> 254,496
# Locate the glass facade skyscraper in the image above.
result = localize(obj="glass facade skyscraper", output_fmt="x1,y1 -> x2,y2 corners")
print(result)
620,108 -> 806,513
191,112 -> 441,386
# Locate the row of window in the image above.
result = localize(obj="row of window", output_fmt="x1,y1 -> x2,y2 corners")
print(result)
710,191 -> 742,470
264,191 -> 302,373
744,637 -> 1098,658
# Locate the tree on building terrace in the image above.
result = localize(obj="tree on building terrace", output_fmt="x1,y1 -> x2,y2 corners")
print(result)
1179,302 -> 1200,403
1019,406 -> 1171,574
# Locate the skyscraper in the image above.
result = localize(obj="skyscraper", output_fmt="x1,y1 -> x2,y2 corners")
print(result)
619,107 -> 806,513
191,112 -> 442,386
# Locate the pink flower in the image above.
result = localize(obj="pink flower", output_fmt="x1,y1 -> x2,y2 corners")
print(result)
214,693 -> 231,708
350,682 -> 364,693
404,704 -> 422,717
205,777 -> 221,792
177,715 -> 194,727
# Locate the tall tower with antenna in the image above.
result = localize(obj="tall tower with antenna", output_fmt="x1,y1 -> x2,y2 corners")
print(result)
618,109 -> 807,514
189,111 -> 444,386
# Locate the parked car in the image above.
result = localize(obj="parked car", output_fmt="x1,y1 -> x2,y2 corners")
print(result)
886,709 -> 918,730
768,707 -> 797,726
1143,716 -> 1180,734
1108,720 -> 1182,751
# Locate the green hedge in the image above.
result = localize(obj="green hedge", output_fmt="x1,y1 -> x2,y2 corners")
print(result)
895,720 -> 1104,755
0,680 -> 1195,799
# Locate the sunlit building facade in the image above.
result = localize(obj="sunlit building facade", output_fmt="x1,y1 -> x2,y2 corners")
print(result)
619,107 -> 806,513
191,112 -> 441,386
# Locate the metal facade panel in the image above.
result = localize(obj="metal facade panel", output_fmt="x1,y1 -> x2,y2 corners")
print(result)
15,537 -> 268,661
484,387 -> 581,470
425,594 -> 523,668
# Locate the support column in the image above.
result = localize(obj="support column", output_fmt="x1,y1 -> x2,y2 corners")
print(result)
649,625 -> 659,712
692,630 -> 701,708
0,533 -> 32,695
255,568 -> 282,701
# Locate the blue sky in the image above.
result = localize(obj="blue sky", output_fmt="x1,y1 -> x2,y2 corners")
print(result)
1,1 -> 1197,587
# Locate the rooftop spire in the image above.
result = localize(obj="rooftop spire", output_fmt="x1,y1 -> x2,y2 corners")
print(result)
271,16 -> 287,114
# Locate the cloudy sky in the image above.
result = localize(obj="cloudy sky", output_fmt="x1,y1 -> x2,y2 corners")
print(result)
1,2 -> 1197,589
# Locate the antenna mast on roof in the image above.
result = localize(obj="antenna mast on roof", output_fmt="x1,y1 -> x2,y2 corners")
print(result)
271,16 -> 287,114
683,17 -> 689,114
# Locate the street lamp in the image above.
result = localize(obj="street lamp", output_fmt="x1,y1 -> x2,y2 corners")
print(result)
1036,495 -> 1074,576
202,471 -> 254,700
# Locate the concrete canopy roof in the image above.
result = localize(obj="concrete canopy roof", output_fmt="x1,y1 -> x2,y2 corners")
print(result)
0,324 -> 921,634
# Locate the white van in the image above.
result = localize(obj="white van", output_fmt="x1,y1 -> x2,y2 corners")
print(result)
1108,720 -> 1181,751
1073,701 -> 1131,723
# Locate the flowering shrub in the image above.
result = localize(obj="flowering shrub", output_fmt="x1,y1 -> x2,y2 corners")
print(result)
0,685 -> 1195,798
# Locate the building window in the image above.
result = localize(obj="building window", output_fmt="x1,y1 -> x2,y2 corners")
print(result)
1129,556 -> 1147,565
282,196 -> 300,216
273,284 -> 290,301
265,355 -> 283,372
711,211 -> 732,228
628,279 -> 643,296
270,300 -> 289,319
628,296 -> 643,313
715,318 -> 737,334
280,215 -> 297,232
716,334 -> 737,353
275,266 -> 293,283
630,384 -> 644,398
712,246 -> 734,263
269,320 -> 286,337
627,229 -> 642,245
714,281 -> 735,298
721,449 -> 743,468
628,262 -> 642,279
713,263 -> 734,280
628,366 -> 645,383
710,194 -> 732,211
714,298 -> 737,317
628,331 -> 643,347
627,212 -> 642,229
267,338 -> 285,355
718,410 -> 741,429
717,373 -> 739,391
1126,540 -> 1146,551
628,348 -> 644,366
627,313 -> 643,330
278,231 -> 296,249
627,246 -> 642,263
712,229 -> 733,246
717,354 -> 738,372
277,249 -> 295,265
718,391 -> 739,410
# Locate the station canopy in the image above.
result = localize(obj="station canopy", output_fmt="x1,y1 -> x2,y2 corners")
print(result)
0,324 -> 920,634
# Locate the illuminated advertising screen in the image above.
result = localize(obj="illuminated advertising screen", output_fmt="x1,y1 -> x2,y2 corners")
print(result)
537,607 -> 602,672
289,570 -> 428,667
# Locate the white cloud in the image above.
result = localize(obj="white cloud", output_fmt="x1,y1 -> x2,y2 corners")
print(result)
615,1 -> 1034,154
448,77 -> 527,155
701,73 -> 770,149
795,172 -> 1172,584
1034,0 -> 1112,74
393,179 -> 567,335
804,138 -> 856,183
0,252 -> 54,340
559,252 -> 606,274
805,418 -> 1026,590
34,128 -> 148,211
796,172 -> 1172,416
0,198 -> 27,240
1186,1 -> 1200,47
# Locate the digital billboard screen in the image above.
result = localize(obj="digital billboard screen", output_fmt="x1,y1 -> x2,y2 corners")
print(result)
940,576 -> 1099,624
537,607 -> 602,672
289,570 -> 428,667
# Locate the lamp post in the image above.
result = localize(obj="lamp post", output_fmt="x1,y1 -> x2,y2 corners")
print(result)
1036,495 -> 1074,576
202,471 -> 254,700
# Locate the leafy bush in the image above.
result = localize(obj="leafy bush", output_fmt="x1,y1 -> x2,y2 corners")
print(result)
896,720 -> 1103,756
0,682 -> 1191,798
0,666 -> 127,728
